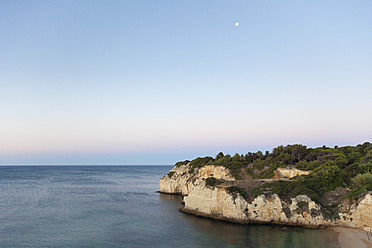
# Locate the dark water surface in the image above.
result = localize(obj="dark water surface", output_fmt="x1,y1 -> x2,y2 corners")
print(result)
0,166 -> 338,248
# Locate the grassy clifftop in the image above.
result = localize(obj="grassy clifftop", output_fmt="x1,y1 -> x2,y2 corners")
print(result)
176,142 -> 372,206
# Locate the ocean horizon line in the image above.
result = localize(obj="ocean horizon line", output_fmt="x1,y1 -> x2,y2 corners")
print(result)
0,164 -> 173,167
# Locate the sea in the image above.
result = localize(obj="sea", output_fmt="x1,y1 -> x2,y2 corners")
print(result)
0,166 -> 338,248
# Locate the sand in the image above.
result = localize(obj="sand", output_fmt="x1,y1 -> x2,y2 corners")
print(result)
332,227 -> 372,248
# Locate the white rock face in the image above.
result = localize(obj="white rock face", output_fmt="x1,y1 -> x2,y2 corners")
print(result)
197,165 -> 235,180
336,193 -> 372,231
183,179 -> 329,227
159,164 -> 233,196
184,178 -> 248,221
160,165 -> 372,231
276,168 -> 310,178
159,164 -> 191,195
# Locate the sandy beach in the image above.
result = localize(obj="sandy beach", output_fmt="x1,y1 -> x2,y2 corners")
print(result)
332,227 -> 372,248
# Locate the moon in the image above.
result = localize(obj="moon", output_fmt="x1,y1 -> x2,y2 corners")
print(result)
235,22 -> 239,27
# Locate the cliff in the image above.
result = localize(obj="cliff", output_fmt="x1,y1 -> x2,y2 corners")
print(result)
159,164 -> 234,195
160,164 -> 372,231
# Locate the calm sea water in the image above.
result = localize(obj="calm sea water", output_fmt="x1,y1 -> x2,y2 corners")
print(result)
0,166 -> 338,248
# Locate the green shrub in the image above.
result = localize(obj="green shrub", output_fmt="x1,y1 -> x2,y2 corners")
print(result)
297,201 -> 308,209
226,186 -> 247,199
175,160 -> 190,167
214,156 -> 231,167
309,161 -> 344,191
187,156 -> 214,175
305,160 -> 321,170
345,185 -> 370,200
205,177 -> 223,187
362,151 -> 372,164
347,152 -> 362,164
189,156 -> 214,168
260,167 -> 275,179
322,205 -> 340,220
351,172 -> 372,189
167,171 -> 175,178
358,163 -> 372,173
295,161 -> 309,170
253,160 -> 265,170
250,186 -> 262,198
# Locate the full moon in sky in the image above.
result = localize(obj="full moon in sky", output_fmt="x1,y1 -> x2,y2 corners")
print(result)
235,22 -> 239,27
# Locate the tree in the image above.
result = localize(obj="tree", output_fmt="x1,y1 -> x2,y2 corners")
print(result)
215,152 -> 224,161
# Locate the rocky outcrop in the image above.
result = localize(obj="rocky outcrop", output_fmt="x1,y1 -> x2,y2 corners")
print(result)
275,168 -> 311,178
160,164 -> 372,231
159,164 -> 191,195
181,177 -> 331,228
181,178 -> 372,231
159,164 -> 233,195
337,193 -> 372,231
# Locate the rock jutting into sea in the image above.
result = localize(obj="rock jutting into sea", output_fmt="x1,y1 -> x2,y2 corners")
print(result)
159,144 -> 372,231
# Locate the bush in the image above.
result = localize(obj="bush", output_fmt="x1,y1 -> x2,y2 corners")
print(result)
309,161 -> 344,191
189,156 -> 214,168
260,166 -> 276,179
250,186 -> 262,198
322,205 -> 340,220
297,201 -> 308,209
188,156 -> 214,175
175,160 -> 189,167
214,156 -> 231,167
295,161 -> 309,170
205,177 -> 223,187
167,171 -> 175,178
226,186 -> 247,199
305,160 -> 321,170
358,163 -> 372,174
362,151 -> 372,164
351,172 -> 372,188
253,160 -> 265,170
345,185 -> 371,200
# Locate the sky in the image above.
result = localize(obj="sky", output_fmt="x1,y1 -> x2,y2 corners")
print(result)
0,0 -> 371,165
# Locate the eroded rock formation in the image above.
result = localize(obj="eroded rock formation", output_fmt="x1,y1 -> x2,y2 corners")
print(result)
160,164 -> 372,231
275,167 -> 311,178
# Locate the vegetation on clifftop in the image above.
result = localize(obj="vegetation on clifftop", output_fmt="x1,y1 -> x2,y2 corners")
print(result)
205,177 -> 224,187
176,142 -> 372,205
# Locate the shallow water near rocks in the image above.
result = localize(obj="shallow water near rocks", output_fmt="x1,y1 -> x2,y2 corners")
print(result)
0,166 -> 338,248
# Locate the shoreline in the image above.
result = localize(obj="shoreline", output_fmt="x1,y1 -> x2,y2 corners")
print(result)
155,190 -> 181,195
160,191 -> 371,227
332,227 -> 372,248
180,206 -> 372,247
159,191 -> 372,247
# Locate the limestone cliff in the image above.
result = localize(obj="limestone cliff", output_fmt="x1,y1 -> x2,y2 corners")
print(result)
275,167 -> 311,178
160,164 -> 372,231
159,164 -> 191,195
159,164 -> 234,195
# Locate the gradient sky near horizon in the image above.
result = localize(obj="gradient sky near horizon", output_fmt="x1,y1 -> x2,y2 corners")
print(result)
1,0 -> 372,165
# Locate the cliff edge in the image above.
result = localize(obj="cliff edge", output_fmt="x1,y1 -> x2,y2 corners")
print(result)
159,144 -> 372,231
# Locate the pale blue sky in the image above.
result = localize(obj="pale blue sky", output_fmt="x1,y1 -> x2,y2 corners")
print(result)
1,1 -> 371,165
